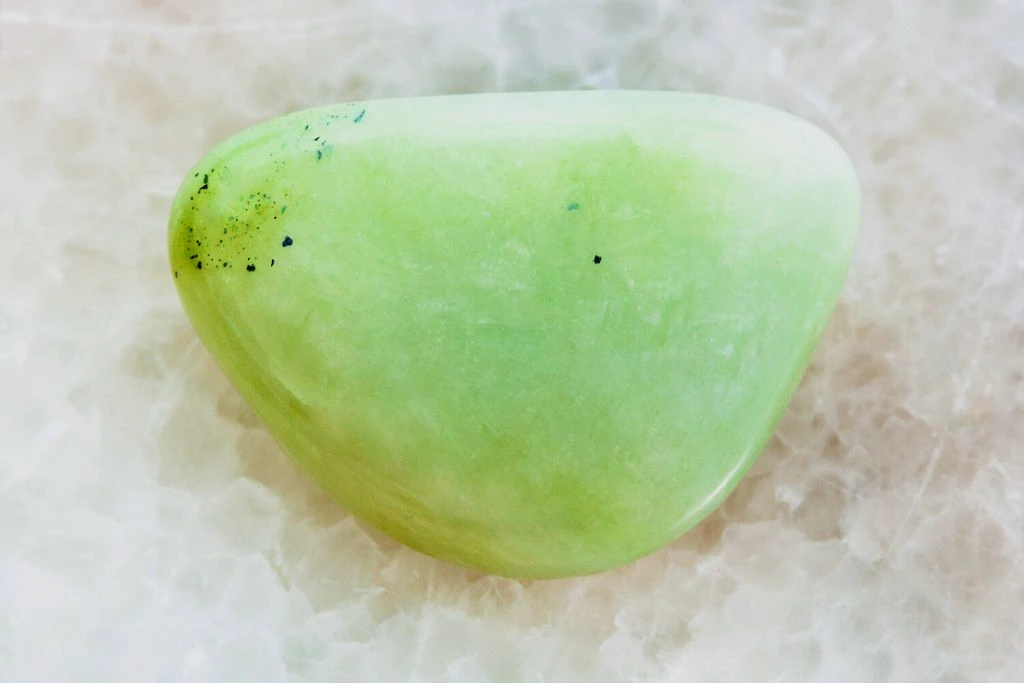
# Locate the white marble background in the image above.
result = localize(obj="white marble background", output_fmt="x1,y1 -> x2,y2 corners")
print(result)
1,1 -> 1022,681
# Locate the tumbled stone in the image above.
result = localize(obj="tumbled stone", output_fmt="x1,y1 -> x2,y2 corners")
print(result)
168,91 -> 859,578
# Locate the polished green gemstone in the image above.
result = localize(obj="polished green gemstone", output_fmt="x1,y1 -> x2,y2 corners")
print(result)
169,91 -> 859,578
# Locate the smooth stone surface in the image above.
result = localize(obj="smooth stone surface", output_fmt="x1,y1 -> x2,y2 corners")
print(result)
168,91 -> 859,578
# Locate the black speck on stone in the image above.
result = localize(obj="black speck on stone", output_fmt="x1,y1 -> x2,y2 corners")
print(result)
196,240 -> 201,246
189,254 -> 197,260
304,124 -> 310,131
354,109 -> 366,123
271,259 -> 275,267
198,173 -> 209,192
314,136 -> 320,141
197,261 -> 202,270
246,264 -> 256,272
282,236 -> 293,247
568,202 -> 581,211
593,255 -> 602,264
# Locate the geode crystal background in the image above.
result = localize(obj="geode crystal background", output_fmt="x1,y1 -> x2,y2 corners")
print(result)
1,1 -> 1023,682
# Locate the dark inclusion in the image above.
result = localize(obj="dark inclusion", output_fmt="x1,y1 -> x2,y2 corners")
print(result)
593,255 -> 602,264
185,170 -> 296,277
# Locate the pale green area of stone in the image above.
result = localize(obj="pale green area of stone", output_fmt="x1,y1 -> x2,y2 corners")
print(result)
169,91 -> 859,578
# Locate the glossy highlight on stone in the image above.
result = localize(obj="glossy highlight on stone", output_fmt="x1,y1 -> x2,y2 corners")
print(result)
168,91 -> 859,578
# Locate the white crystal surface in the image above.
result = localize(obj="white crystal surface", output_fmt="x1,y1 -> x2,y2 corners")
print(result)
1,0 -> 1023,681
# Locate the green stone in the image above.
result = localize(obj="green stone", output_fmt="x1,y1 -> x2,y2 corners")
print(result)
168,91 -> 859,578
